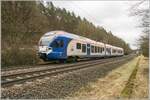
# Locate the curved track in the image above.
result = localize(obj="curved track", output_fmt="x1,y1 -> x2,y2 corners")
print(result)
1,55 -> 134,87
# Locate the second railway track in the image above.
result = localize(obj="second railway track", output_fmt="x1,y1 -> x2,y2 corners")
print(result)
1,55 -> 134,87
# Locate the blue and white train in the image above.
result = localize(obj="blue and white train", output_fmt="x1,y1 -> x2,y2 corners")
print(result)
38,31 -> 124,61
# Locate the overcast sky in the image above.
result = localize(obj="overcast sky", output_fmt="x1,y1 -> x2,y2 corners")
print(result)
47,0 -> 149,49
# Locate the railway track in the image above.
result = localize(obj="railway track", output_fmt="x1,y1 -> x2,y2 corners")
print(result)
1,55 -> 134,87
1,57 -> 103,72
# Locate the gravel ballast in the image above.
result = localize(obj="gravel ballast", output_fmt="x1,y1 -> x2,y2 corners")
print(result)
2,57 -> 134,99
71,57 -> 140,99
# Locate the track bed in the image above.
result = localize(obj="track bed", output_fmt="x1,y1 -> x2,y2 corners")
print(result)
2,55 -> 145,99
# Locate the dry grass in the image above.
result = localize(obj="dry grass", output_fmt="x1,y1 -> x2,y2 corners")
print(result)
131,56 -> 149,98
68,57 -> 140,99
120,57 -> 140,98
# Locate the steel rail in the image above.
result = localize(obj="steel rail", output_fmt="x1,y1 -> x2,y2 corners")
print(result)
2,56 -> 127,78
1,55 -> 130,72
1,57 -> 103,72
1,56 -> 134,87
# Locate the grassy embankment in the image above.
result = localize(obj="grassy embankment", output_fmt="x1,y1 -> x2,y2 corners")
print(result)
120,56 -> 140,97
121,55 -> 149,98
67,56 -> 140,99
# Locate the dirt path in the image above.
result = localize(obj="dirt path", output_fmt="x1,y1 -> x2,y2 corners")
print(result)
131,56 -> 149,98
67,57 -> 140,99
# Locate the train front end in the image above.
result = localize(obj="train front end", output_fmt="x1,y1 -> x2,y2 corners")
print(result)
38,31 -> 71,61
38,32 -> 55,61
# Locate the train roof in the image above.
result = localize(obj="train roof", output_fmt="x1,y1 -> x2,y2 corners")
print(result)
44,31 -> 104,45
43,31 -> 123,50
105,43 -> 123,50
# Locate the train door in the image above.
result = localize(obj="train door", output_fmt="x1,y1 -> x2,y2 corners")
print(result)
104,44 -> 106,56
109,48 -> 111,55
87,44 -> 91,56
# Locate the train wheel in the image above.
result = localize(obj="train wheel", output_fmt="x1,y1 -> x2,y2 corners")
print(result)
58,59 -> 67,63
42,58 -> 48,62
72,57 -> 78,63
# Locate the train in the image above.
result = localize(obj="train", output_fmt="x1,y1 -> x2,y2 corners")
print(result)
38,31 -> 124,62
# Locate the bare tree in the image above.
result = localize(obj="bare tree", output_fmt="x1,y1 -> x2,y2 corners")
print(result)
130,0 -> 149,57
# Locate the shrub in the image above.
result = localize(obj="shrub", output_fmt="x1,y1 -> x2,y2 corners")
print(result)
1,48 -> 39,68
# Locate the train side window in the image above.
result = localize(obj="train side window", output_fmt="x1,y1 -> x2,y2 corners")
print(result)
97,47 -> 100,53
109,48 -> 111,53
103,47 -> 105,51
106,48 -> 109,52
119,50 -> 121,53
51,41 -> 59,48
106,48 -> 111,53
99,47 -> 101,53
82,44 -> 86,53
100,47 -> 102,53
91,45 -> 94,53
95,46 -> 97,53
102,47 -> 104,52
97,47 -> 99,53
60,40 -> 64,47
113,49 -> 116,53
76,43 -> 81,49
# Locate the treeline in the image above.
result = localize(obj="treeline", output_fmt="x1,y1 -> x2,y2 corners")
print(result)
2,1 -> 131,67
139,33 -> 149,57
138,8 -> 149,57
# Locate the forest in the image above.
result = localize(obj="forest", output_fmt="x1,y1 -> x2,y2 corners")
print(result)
2,1 -> 133,67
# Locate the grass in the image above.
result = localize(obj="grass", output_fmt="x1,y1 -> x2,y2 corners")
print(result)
120,57 -> 141,98
67,56 -> 138,99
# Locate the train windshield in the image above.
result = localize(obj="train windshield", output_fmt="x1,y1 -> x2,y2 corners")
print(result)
39,39 -> 50,46
39,35 -> 55,46
51,39 -> 64,48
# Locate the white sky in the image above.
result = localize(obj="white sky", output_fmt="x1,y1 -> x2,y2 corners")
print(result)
47,0 -> 149,50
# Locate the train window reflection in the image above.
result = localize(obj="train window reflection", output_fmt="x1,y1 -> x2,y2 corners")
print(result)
91,45 -> 94,53
51,40 -> 64,48
76,43 -> 81,49
39,40 -> 50,46
82,44 -> 86,53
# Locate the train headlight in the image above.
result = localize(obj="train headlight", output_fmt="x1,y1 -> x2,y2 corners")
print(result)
46,47 -> 52,54
48,48 -> 51,50
46,47 -> 51,51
